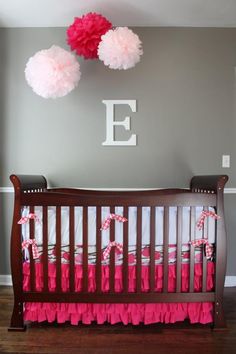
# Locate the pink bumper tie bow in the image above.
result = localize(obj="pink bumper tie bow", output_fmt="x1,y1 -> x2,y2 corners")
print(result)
22,239 -> 39,259
101,213 -> 128,231
103,241 -> 123,260
197,211 -> 220,230
190,239 -> 213,259
18,213 -> 40,224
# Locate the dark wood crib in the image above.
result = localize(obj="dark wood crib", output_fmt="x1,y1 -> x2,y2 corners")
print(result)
8,174 -> 228,331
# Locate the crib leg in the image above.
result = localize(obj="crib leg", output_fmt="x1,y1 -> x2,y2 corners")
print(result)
212,299 -> 227,331
8,301 -> 26,332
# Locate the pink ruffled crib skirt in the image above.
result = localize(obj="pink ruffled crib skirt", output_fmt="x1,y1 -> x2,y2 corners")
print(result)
23,262 -> 214,325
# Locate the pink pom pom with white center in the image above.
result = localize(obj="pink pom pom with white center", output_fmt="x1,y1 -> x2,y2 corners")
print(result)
25,45 -> 81,99
98,27 -> 143,70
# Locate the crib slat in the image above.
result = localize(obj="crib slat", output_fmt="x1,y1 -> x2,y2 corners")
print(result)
42,206 -> 48,292
83,207 -> 88,292
29,206 -> 35,292
150,207 -> 155,292
163,207 -> 169,293
56,206 -> 61,292
202,207 -> 208,292
136,207 -> 142,293
109,207 -> 115,293
190,207 -> 196,292
69,206 -> 75,292
96,207 -> 102,293
123,206 -> 129,293
176,207 -> 182,293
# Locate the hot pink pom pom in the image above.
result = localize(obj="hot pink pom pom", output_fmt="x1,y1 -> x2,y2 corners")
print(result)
98,27 -> 143,70
25,45 -> 81,99
67,12 -> 112,60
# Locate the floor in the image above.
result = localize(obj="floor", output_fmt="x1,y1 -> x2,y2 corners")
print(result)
0,286 -> 236,354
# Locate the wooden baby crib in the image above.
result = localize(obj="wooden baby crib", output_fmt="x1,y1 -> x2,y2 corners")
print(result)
8,174 -> 228,331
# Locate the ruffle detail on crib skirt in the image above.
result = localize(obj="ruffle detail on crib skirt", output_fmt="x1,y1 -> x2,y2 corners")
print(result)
23,262 -> 215,293
24,301 -> 213,325
23,262 -> 214,325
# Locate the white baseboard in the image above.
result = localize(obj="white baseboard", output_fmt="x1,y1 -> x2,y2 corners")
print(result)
224,276 -> 236,287
0,275 -> 12,286
0,275 -> 236,287
1,187 -> 236,193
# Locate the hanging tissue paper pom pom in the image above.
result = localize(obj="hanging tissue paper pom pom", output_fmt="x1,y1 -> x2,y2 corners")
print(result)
25,45 -> 81,99
98,27 -> 143,70
67,13 -> 112,59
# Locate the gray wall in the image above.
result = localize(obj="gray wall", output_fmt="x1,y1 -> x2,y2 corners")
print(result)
0,27 -> 235,275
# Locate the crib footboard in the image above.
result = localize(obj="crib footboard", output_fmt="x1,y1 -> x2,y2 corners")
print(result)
8,174 -> 228,330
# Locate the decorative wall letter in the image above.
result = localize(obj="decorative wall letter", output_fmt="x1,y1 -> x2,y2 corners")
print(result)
102,100 -> 137,146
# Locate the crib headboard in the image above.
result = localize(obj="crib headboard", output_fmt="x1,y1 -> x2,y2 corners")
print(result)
10,174 -> 228,194
190,175 -> 228,194
10,174 -> 47,193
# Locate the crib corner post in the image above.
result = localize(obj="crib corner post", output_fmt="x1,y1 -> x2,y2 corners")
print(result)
8,301 -> 26,332
213,175 -> 228,331
8,174 -> 26,331
212,296 -> 227,330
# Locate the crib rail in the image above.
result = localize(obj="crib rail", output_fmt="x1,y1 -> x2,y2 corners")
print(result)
22,292 -> 215,303
9,174 -> 228,331
20,191 -> 217,206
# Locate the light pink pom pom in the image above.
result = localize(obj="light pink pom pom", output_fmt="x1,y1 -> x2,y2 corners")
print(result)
98,27 -> 143,70
25,45 -> 81,98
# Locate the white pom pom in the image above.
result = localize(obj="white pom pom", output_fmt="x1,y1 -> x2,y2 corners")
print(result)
25,45 -> 81,99
98,27 -> 143,70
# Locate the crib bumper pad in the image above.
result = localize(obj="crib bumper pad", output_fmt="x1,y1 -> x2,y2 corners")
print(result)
23,262 -> 214,325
